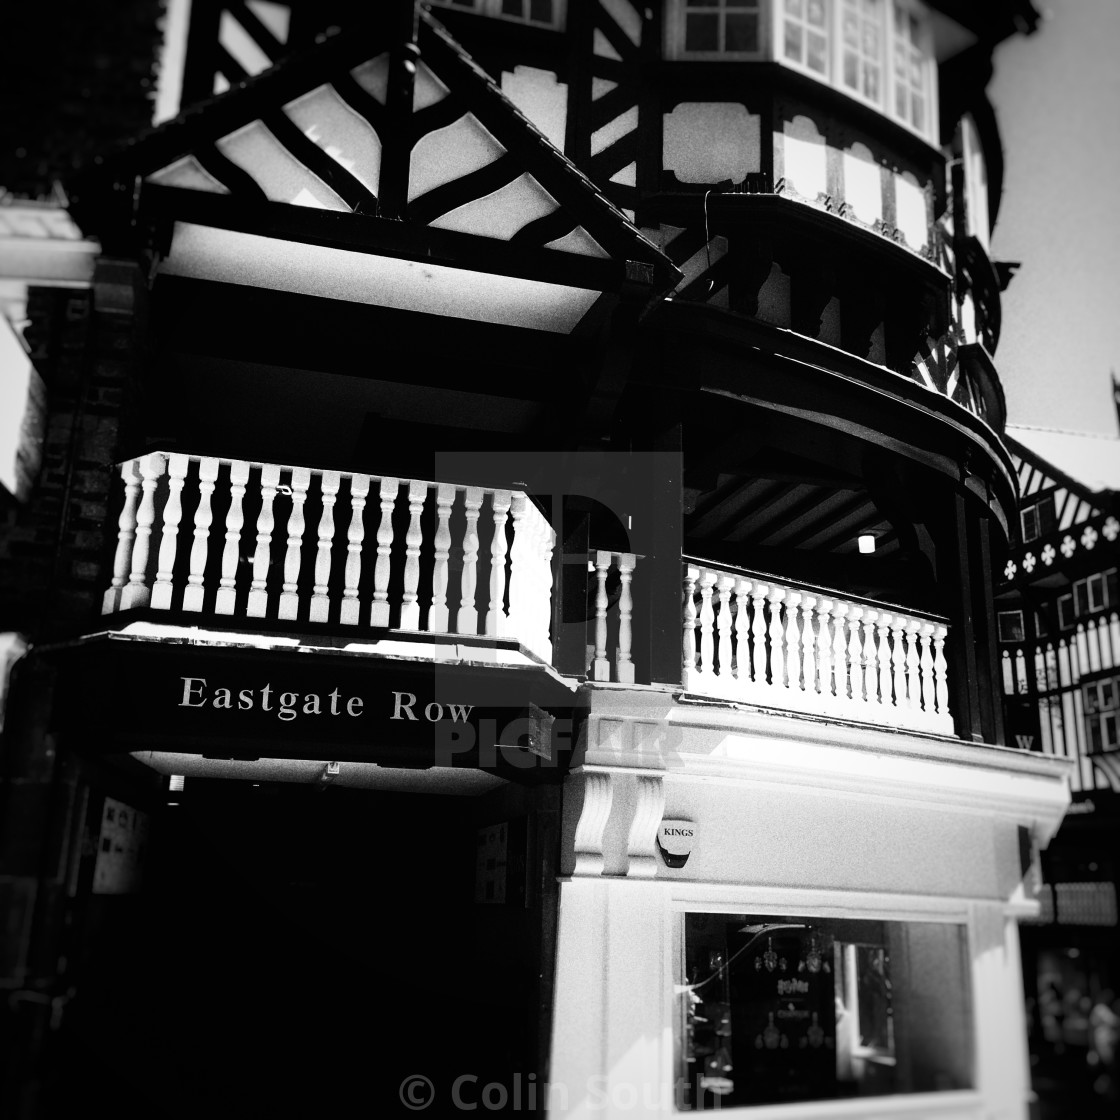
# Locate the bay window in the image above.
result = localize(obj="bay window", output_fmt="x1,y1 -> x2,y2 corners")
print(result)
669,0 -> 938,142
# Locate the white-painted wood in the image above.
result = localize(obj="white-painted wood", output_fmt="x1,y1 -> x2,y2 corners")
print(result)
309,470 -> 340,623
399,478 -> 428,630
101,454 -> 559,659
215,458 -> 249,616
182,456 -> 219,613
592,549 -> 612,681
277,465 -> 310,621
103,459 -> 143,613
339,473 -> 369,626
616,552 -> 636,685
370,476 -> 399,628
485,490 -> 512,637
681,562 -> 955,735
429,482 -> 455,633
247,463 -> 280,618
455,486 -> 483,635
682,566 -> 698,690
120,453 -> 166,610
151,453 -> 188,610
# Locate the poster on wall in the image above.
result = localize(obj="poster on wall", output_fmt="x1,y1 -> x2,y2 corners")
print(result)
92,797 -> 150,895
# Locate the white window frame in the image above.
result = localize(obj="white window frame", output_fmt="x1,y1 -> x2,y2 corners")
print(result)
1083,677 -> 1120,754
668,0 -> 939,143
428,0 -> 565,31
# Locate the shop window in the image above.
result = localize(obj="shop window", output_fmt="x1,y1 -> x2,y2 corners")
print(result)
1020,495 -> 1055,543
668,0 -> 938,142
1083,676 -> 1120,754
998,609 -> 1025,643
428,0 -> 564,29
678,913 -> 972,1109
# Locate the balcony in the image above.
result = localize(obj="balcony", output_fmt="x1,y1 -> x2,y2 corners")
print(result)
100,454 -> 956,740
101,451 -> 555,664
682,560 -> 953,736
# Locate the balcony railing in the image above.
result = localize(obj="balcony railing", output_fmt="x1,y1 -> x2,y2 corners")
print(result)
101,452 -> 555,662
683,561 -> 952,735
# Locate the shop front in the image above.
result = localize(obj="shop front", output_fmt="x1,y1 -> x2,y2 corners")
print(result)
547,687 -> 1071,1120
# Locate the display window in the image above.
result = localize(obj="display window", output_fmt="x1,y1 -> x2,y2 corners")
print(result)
676,911 -> 973,1109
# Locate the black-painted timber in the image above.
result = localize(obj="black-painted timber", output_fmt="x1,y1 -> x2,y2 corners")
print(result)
140,184 -> 633,292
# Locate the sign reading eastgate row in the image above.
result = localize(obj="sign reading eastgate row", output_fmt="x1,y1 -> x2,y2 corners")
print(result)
54,639 -> 575,774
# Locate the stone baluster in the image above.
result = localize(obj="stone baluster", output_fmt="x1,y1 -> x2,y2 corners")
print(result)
918,621 -> 936,718
933,623 -> 950,718
120,453 -> 166,610
533,514 -> 555,659
182,457 -> 219,613
215,459 -> 250,615
277,466 -> 311,621
682,567 -> 699,689
864,611 -> 883,707
733,578 -> 753,691
151,453 -> 189,610
887,614 -> 905,708
455,487 -> 483,635
247,464 -> 280,618
484,490 -> 512,637
830,601 -> 849,703
592,550 -> 612,681
400,479 -> 429,630
507,492 -> 530,643
616,553 -> 636,685
799,594 -> 818,698
716,575 -> 735,685
339,473 -> 369,626
429,483 -> 456,634
749,583 -> 768,685
103,459 -> 143,613
904,615 -> 922,712
765,585 -> 786,688
813,598 -> 833,701
370,476 -> 399,628
846,606 -> 864,704
784,591 -> 803,692
306,470 -> 340,623
697,569 -> 718,680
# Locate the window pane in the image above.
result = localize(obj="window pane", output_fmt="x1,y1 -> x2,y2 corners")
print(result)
911,96 -> 923,131
686,12 -> 720,51
529,0 -> 553,22
807,31 -> 828,72
864,66 -> 880,100
680,914 -> 973,1110
726,13 -> 760,52
843,52 -> 859,88
807,0 -> 827,27
786,0 -> 805,17
688,0 -> 721,6
501,0 -> 522,15
785,21 -> 804,61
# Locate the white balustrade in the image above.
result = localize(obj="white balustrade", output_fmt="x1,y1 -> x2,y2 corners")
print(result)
589,550 -> 638,684
682,561 -> 953,734
101,452 -> 556,662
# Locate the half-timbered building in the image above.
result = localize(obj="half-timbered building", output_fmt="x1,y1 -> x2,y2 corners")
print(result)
1,2 -> 1072,1117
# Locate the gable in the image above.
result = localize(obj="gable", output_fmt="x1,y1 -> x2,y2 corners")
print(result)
77,10 -> 676,330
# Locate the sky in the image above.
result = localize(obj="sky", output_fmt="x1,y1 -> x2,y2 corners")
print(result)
990,0 -> 1120,439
